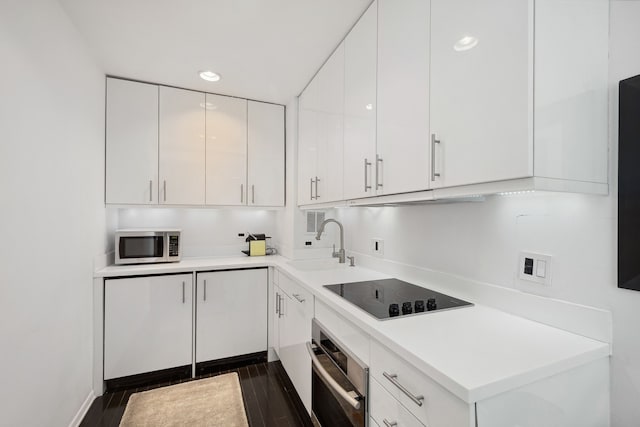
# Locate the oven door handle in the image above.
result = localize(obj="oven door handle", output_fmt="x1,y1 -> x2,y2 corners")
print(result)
306,342 -> 362,410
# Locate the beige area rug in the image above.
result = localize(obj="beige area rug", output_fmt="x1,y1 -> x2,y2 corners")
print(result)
120,373 -> 249,427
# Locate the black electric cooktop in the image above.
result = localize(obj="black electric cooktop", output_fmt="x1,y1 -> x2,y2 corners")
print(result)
324,278 -> 473,320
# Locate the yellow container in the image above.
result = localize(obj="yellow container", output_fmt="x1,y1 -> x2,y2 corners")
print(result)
249,240 -> 266,256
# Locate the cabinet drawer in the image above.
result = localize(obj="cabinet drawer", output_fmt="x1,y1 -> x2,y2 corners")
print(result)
371,378 -> 425,427
315,299 -> 370,365
277,272 -> 312,308
370,340 -> 473,427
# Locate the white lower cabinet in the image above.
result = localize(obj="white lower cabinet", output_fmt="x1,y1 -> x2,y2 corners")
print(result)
104,269 -> 268,381
104,274 -> 193,380
195,269 -> 267,363
370,340 -> 474,427
273,273 -> 313,413
475,357 -> 610,427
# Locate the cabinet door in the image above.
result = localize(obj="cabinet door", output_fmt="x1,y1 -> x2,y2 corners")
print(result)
247,101 -> 285,206
196,269 -> 267,363
159,86 -> 206,205
105,78 -> 159,204
279,280 -> 313,413
298,77 -> 320,205
316,42 -> 346,203
272,284 -> 282,356
430,0 -> 532,188
205,94 -> 247,206
343,1 -> 378,200
104,274 -> 193,379
377,0 -> 431,194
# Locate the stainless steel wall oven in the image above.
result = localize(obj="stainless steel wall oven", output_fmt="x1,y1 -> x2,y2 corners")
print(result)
307,319 -> 368,427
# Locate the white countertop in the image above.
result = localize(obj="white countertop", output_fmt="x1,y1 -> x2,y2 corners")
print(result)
95,255 -> 610,403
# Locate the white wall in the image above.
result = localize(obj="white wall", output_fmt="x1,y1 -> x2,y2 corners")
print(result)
607,3 -> 640,424
333,3 -> 640,426
116,208 -> 279,257
0,0 -> 107,426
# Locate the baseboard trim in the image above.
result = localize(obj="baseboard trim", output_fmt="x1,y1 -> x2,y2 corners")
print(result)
68,390 -> 95,427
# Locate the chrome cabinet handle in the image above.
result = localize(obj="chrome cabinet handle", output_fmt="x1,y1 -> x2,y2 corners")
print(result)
431,134 -> 441,181
306,342 -> 362,410
163,180 -> 167,202
149,180 -> 153,202
315,176 -> 320,200
383,371 -> 424,407
275,292 -> 280,314
376,155 -> 383,189
292,293 -> 305,303
252,185 -> 255,204
310,178 -> 314,200
182,281 -> 185,304
203,280 -> 207,301
241,184 -> 244,203
279,295 -> 285,317
364,158 -> 372,192
383,420 -> 398,427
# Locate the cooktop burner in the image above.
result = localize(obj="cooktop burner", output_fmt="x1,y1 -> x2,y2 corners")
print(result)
324,278 -> 473,320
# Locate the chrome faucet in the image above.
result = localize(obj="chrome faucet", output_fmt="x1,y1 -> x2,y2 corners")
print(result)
315,219 -> 346,263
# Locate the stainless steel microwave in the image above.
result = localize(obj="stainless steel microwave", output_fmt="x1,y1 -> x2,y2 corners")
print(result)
115,229 -> 181,265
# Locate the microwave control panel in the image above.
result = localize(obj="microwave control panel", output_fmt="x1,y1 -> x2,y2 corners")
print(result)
169,235 -> 180,257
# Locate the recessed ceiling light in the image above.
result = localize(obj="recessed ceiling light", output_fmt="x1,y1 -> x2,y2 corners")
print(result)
199,70 -> 221,82
199,102 -> 218,110
365,103 -> 373,111
454,36 -> 479,52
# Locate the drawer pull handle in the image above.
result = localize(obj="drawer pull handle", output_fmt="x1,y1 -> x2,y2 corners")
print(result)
306,342 -> 362,410
383,420 -> 398,427
383,371 -> 424,407
292,293 -> 305,303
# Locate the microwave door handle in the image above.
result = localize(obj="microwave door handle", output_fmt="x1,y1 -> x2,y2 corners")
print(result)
305,342 -> 361,410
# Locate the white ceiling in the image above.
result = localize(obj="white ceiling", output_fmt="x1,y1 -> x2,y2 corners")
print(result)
58,0 -> 372,105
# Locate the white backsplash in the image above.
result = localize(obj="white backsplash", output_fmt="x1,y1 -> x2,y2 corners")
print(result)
113,207 -> 279,257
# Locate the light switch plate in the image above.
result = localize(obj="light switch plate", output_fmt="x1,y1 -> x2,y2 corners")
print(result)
518,251 -> 553,286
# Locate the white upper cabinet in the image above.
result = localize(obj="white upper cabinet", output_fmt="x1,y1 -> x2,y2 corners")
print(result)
298,76 -> 320,205
377,0 -> 431,195
247,101 -> 285,206
105,78 -> 159,204
159,86 -> 206,205
343,1 -> 378,200
205,94 -> 247,206
106,78 -> 284,207
532,0 -> 608,185
429,0 -> 608,193
298,42 -> 346,205
316,42 -> 346,204
430,0 -> 532,189
296,0 -> 608,205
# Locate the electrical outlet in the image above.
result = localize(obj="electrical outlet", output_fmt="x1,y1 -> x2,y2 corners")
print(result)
372,239 -> 384,256
518,251 -> 552,286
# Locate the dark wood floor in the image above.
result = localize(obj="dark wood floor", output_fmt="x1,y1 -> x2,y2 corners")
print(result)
80,361 -> 313,427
